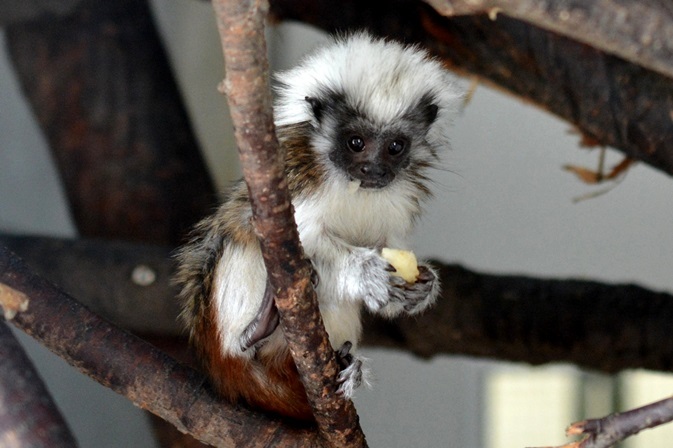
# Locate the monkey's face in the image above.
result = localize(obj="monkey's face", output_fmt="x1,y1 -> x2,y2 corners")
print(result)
329,127 -> 411,189
306,94 -> 439,190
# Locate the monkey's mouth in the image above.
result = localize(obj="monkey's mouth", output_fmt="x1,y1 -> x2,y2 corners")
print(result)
350,177 -> 393,189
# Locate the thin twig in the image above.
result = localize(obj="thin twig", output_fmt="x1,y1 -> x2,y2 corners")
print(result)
0,245 -> 320,447
210,0 -> 366,445
540,396 -> 673,448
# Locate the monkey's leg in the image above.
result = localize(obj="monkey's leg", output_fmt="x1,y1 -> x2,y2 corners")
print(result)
239,281 -> 279,350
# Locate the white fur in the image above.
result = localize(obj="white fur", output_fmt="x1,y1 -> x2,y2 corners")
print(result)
274,32 -> 461,154
212,243 -> 267,357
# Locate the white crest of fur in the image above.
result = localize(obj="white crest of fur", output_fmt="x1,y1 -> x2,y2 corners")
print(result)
274,32 -> 461,153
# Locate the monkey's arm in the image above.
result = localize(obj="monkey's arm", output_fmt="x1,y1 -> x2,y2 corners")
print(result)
306,232 -> 434,314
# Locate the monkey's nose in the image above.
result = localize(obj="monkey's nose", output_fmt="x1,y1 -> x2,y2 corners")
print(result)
359,163 -> 387,178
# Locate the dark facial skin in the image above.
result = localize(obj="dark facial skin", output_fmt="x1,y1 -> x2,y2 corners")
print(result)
332,128 -> 411,189
305,93 -> 439,189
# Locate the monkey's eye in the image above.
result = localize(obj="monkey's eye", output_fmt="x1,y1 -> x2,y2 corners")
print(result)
347,136 -> 366,152
388,139 -> 406,156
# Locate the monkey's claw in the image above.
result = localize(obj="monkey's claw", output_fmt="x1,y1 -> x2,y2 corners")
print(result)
335,341 -> 371,398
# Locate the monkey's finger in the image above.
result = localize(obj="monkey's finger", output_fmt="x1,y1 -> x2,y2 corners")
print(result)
416,265 -> 435,283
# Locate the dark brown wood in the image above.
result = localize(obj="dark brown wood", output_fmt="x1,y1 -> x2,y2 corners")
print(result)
4,0 -> 217,245
0,245 -> 321,447
211,0 -> 366,445
363,263 -> 673,374
424,0 -> 673,80
6,234 -> 673,376
0,319 -> 78,448
0,234 -> 182,335
269,0 -> 673,178
0,0 -> 82,25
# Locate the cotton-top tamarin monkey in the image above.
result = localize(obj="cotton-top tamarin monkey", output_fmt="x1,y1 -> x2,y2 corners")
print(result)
175,32 -> 460,421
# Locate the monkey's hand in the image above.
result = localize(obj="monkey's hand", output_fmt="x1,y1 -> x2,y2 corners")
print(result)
348,248 -> 395,312
380,263 -> 439,317
335,341 -> 371,398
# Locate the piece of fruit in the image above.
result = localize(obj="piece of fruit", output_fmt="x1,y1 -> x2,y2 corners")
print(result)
381,248 -> 419,283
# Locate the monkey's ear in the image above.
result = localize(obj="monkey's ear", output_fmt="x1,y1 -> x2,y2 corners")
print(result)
424,104 -> 439,125
417,94 -> 439,126
305,96 -> 323,122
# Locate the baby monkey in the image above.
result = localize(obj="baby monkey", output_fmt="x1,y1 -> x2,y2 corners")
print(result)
175,32 -> 460,420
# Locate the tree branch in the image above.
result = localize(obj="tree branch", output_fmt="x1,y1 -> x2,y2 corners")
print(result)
0,319 -> 78,448
0,245 -> 322,447
542,396 -> 673,448
210,0 -> 366,446
4,0 -> 217,245
424,0 -> 673,80
5,234 -> 673,375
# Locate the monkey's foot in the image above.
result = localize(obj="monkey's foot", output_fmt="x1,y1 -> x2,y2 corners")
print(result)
335,341 -> 371,398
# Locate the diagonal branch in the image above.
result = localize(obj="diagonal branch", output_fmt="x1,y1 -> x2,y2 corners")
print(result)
0,245 -> 320,447
424,0 -> 673,80
5,0 -> 217,245
210,0 -> 366,446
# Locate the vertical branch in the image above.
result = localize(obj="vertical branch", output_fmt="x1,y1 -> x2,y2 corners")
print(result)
0,320 -> 78,448
210,0 -> 367,446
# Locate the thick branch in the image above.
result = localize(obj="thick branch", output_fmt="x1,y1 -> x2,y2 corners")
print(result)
269,0 -> 673,177
0,245 -> 320,447
6,234 -> 673,375
364,263 -> 673,373
424,0 -> 673,80
211,0 -> 365,446
0,319 -> 78,448
5,0 -> 217,245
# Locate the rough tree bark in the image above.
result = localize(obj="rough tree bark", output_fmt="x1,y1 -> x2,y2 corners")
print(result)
0,319 -> 78,448
211,0 -> 366,445
0,246 -> 322,447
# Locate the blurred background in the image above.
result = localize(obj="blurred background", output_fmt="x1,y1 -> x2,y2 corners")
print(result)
2,1 -> 673,446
